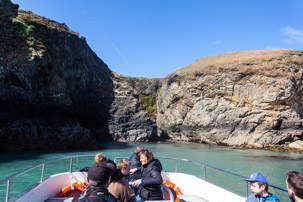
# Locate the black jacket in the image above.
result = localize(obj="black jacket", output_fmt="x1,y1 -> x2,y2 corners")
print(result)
130,153 -> 141,169
129,152 -> 141,180
76,187 -> 123,202
138,159 -> 163,200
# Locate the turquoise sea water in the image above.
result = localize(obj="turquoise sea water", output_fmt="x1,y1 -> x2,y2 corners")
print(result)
0,142 -> 302,202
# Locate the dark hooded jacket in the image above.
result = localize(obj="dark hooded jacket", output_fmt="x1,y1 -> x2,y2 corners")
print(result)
76,187 -> 123,202
138,159 -> 163,200
130,153 -> 141,169
129,152 -> 141,180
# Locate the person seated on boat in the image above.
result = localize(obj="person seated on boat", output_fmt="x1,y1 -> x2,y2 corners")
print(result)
118,159 -> 131,182
95,153 -> 105,163
245,172 -> 280,202
131,149 -> 163,201
129,146 -> 144,181
286,171 -> 303,202
80,153 -> 106,172
76,163 -> 123,202
108,165 -> 137,202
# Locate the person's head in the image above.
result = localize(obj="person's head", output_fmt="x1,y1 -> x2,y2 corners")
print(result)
245,172 -> 269,195
139,149 -> 153,165
95,153 -> 105,163
87,163 -> 112,188
134,146 -> 144,155
118,159 -> 130,175
98,159 -> 122,182
286,171 -> 303,201
110,168 -> 123,182
100,159 -> 117,175
249,181 -> 269,195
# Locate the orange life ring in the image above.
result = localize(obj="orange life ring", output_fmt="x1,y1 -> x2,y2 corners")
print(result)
163,181 -> 183,202
56,182 -> 89,197
163,181 -> 183,195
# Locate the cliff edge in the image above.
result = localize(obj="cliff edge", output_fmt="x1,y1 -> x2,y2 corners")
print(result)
157,49 -> 303,150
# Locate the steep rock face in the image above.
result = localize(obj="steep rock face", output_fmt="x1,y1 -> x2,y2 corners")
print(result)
0,4 -> 162,150
108,73 -> 161,142
0,8 -> 114,150
157,49 -> 303,147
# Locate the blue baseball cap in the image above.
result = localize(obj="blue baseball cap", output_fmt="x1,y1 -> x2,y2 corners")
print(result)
245,172 -> 268,184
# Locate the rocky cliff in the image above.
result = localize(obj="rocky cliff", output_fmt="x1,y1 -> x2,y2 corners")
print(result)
108,73 -> 161,142
1,0 -> 303,151
0,4 -> 113,150
157,49 -> 303,149
0,1 -> 160,150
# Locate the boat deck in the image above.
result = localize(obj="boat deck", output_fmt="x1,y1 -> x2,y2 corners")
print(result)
45,198 -> 73,202
178,195 -> 209,202
45,195 -> 208,202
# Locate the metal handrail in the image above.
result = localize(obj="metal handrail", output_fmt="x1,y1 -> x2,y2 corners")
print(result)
0,155 -> 288,202
0,155 -> 95,184
114,156 -> 288,195
157,157 -> 288,193
0,155 -> 95,202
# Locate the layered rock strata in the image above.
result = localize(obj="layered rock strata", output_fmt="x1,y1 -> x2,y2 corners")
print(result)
108,74 -> 161,142
157,50 -> 303,148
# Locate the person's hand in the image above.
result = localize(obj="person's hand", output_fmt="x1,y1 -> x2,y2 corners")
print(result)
130,168 -> 137,174
132,179 -> 141,187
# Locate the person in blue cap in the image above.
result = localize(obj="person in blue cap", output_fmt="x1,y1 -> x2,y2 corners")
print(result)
245,172 -> 280,202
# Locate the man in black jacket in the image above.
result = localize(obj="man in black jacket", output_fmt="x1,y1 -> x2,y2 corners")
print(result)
129,147 -> 144,195
129,146 -> 144,181
76,162 -> 122,202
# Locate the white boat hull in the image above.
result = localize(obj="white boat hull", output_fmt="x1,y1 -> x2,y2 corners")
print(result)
162,172 -> 245,202
12,172 -> 87,202
11,171 -> 244,202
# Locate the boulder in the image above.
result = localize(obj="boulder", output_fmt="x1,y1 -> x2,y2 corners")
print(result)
289,140 -> 303,151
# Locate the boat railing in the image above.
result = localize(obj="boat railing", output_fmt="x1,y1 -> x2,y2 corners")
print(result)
114,156 -> 288,198
0,155 -> 287,202
0,155 -> 94,202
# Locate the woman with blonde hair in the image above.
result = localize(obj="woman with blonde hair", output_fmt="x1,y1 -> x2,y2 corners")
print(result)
95,153 -> 105,163
79,153 -> 105,172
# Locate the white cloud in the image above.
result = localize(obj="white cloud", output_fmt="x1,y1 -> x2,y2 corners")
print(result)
281,27 -> 303,44
105,37 -> 128,65
210,40 -> 223,46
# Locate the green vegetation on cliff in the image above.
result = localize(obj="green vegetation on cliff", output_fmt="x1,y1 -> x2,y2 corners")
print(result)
114,73 -> 162,121
139,95 -> 157,120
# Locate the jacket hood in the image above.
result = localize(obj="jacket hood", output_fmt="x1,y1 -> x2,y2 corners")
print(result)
144,158 -> 162,172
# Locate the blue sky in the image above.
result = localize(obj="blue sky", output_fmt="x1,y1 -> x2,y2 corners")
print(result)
12,0 -> 303,78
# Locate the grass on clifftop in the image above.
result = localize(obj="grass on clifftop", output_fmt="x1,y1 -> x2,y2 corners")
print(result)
17,9 -> 79,37
174,49 -> 303,79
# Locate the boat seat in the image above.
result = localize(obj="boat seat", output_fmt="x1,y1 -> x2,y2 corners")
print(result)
45,197 -> 74,202
146,195 -> 209,202
178,195 -> 209,202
